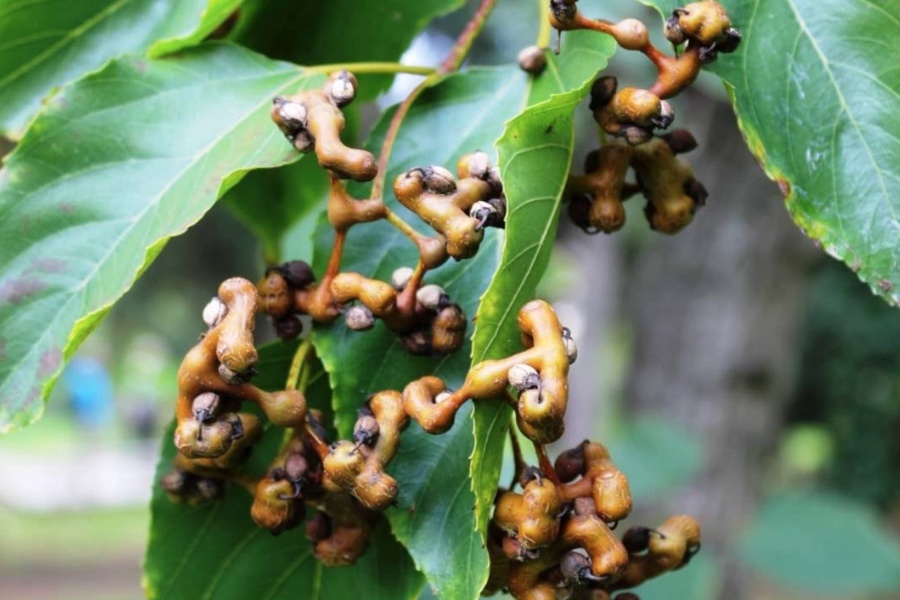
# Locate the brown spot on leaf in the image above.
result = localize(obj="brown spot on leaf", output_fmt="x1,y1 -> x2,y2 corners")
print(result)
879,280 -> 892,292
38,348 -> 63,378
32,258 -> 66,273
0,278 -> 45,304
22,386 -> 42,413
776,178 -> 791,198
851,259 -> 861,273
59,202 -> 75,213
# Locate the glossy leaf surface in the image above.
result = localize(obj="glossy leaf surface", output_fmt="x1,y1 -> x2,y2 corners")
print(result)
0,0 -> 237,136
0,43 -> 318,432
470,28 -> 615,534
148,0 -> 244,56
144,342 -> 424,600
638,0 -> 900,303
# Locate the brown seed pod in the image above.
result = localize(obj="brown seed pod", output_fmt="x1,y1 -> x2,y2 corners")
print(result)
322,391 -> 408,512
271,74 -> 377,181
562,498 -> 629,581
558,442 -> 632,524
281,260 -> 316,289
215,277 -> 259,377
607,18 -> 649,51
353,408 -> 380,449
271,314 -> 303,340
331,272 -> 397,317
174,417 -> 235,459
517,45 -> 548,74
431,303 -> 467,355
257,270 -> 292,319
668,1 -> 735,47
516,388 -> 565,445
312,493 -> 377,567
401,328 -> 433,356
493,475 -> 563,549
306,510 -> 332,543
631,134 -> 706,235
565,139 -> 634,234
393,166 -> 493,259
593,86 -> 673,144
554,441 -> 588,483
613,515 -> 701,590
250,475 -> 305,535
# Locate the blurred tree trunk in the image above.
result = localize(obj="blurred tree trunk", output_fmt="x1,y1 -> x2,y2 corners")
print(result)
622,94 -> 819,599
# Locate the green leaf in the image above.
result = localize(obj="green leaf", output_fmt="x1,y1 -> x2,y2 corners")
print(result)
311,67 -> 528,600
738,490 -> 900,594
0,0 -> 239,137
0,43 -> 322,433
144,342 -> 425,600
638,0 -> 900,304
234,0 -> 465,101
470,28 -> 616,535
148,0 -> 244,57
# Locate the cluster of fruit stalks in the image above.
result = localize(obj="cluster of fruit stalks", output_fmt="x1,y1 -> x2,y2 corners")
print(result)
161,1 -> 739,597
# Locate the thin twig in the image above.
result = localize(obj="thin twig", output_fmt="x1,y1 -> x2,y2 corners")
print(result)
534,441 -> 561,486
370,0 -> 500,201
306,62 -> 435,76
439,0 -> 500,73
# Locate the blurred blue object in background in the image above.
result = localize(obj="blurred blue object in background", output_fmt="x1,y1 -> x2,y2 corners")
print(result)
62,357 -> 114,430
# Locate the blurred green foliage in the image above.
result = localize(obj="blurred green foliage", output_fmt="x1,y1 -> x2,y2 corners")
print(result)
739,491 -> 900,595
794,263 -> 900,509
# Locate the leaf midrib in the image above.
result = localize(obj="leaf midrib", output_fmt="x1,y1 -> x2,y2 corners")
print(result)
475,101 -> 579,362
781,0 -> 895,230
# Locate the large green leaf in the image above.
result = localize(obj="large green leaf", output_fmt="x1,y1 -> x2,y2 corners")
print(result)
469,28 -> 616,535
144,342 -> 425,600
738,490 -> 900,594
637,0 -> 900,304
234,0 -> 465,102
311,67 -> 528,600
0,0 -> 239,137
0,43 -> 321,433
